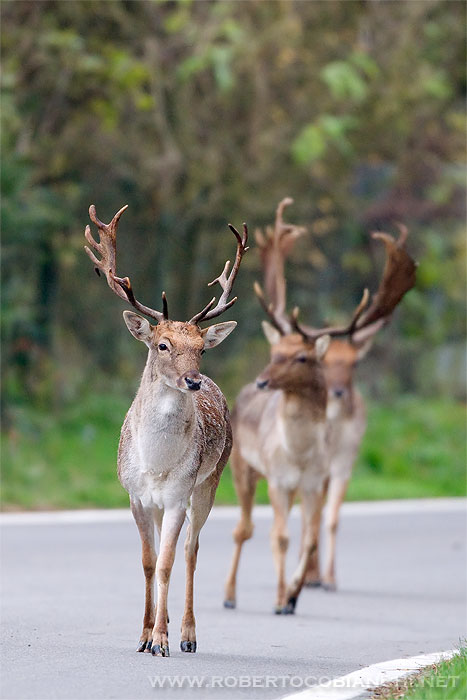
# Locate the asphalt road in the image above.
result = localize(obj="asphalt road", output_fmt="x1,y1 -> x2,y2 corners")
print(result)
1,501 -> 466,700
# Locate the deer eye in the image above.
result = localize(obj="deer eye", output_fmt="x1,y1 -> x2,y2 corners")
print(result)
158,343 -> 168,351
296,355 -> 307,363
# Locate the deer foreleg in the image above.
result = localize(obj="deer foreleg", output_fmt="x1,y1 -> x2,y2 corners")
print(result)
268,484 -> 294,614
322,476 -> 348,591
304,476 -> 329,586
286,488 -> 325,612
224,450 -> 258,609
181,470 -> 220,653
151,506 -> 185,657
131,499 -> 159,653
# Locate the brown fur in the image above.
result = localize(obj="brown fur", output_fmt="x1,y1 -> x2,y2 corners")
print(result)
224,331 -> 330,614
303,338 -> 367,590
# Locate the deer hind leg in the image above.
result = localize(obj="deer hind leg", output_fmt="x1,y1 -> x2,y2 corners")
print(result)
304,477 -> 328,587
131,499 -> 159,653
268,484 -> 295,614
150,506 -> 186,657
181,466 -> 222,653
286,488 -> 325,613
224,448 -> 259,609
322,476 -> 348,591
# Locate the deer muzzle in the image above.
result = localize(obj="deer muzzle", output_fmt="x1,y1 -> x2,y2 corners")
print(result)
183,371 -> 202,392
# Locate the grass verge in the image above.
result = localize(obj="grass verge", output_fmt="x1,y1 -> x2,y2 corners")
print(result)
1,394 -> 465,510
371,645 -> 466,699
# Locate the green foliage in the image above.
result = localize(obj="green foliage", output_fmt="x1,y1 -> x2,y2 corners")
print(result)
2,393 -> 130,510
292,123 -> 327,164
1,0 -> 465,446
1,394 -> 464,510
347,396 -> 466,500
321,60 -> 368,102
292,114 -> 359,164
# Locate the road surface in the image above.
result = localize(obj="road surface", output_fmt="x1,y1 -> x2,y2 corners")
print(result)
1,500 -> 466,700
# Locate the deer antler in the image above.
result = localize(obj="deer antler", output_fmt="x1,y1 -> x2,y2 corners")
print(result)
189,223 -> 249,325
255,197 -> 307,319
253,281 -> 290,335
290,288 -> 371,340
84,205 -> 167,323
291,224 -> 417,341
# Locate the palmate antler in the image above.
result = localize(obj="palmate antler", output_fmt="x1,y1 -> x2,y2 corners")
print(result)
254,198 -> 307,319
287,224 -> 417,341
255,222 -> 417,342
85,205 -> 248,326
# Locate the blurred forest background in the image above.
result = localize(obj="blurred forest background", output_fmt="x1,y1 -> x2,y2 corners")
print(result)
1,0 -> 466,510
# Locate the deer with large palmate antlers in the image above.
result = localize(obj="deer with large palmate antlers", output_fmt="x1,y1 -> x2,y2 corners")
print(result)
224,198 -> 416,614
297,224 -> 416,591
85,204 -> 248,656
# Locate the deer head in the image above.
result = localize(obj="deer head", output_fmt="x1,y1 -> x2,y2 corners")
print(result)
256,322 -> 330,395
85,205 -> 248,392
321,329 -> 381,417
254,200 -> 417,404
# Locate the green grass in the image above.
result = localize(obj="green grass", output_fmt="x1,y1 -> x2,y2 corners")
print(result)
375,645 -> 467,699
1,394 -> 465,510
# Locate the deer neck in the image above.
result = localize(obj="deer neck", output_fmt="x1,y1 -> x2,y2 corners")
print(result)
326,386 -> 356,422
275,385 -> 326,458
280,383 -> 327,422
135,353 -> 196,427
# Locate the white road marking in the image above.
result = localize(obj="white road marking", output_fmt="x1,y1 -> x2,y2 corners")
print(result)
280,649 -> 458,700
0,498 -> 465,526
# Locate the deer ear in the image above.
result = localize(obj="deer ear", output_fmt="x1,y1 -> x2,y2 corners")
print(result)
351,318 -> 386,361
123,311 -> 152,344
355,338 -> 375,361
314,334 -> 331,360
201,321 -> 237,349
262,321 -> 282,346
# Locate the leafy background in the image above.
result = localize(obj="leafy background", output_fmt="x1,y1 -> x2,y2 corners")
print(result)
1,0 -> 465,509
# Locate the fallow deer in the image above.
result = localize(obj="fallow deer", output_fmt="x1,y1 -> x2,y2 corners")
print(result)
224,199 -> 416,614
297,226 -> 416,591
304,322 -> 383,591
84,204 -> 248,656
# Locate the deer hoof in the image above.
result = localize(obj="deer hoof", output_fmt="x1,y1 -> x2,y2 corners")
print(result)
322,581 -> 337,592
151,643 -> 170,657
223,599 -> 236,609
275,597 -> 296,615
304,579 -> 322,588
180,640 -> 197,653
137,629 -> 154,652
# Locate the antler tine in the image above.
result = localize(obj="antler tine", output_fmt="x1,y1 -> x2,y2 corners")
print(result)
254,281 -> 289,335
84,204 -> 166,324
254,198 -> 307,323
189,223 -> 249,325
275,197 -> 295,231
161,291 -> 169,321
289,306 -> 309,341
274,197 -> 307,254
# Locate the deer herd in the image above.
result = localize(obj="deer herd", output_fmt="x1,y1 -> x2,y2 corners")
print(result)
84,197 -> 416,657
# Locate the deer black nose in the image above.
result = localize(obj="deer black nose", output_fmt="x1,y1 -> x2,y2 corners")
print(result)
333,388 -> 344,398
256,379 -> 269,390
185,376 -> 201,391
